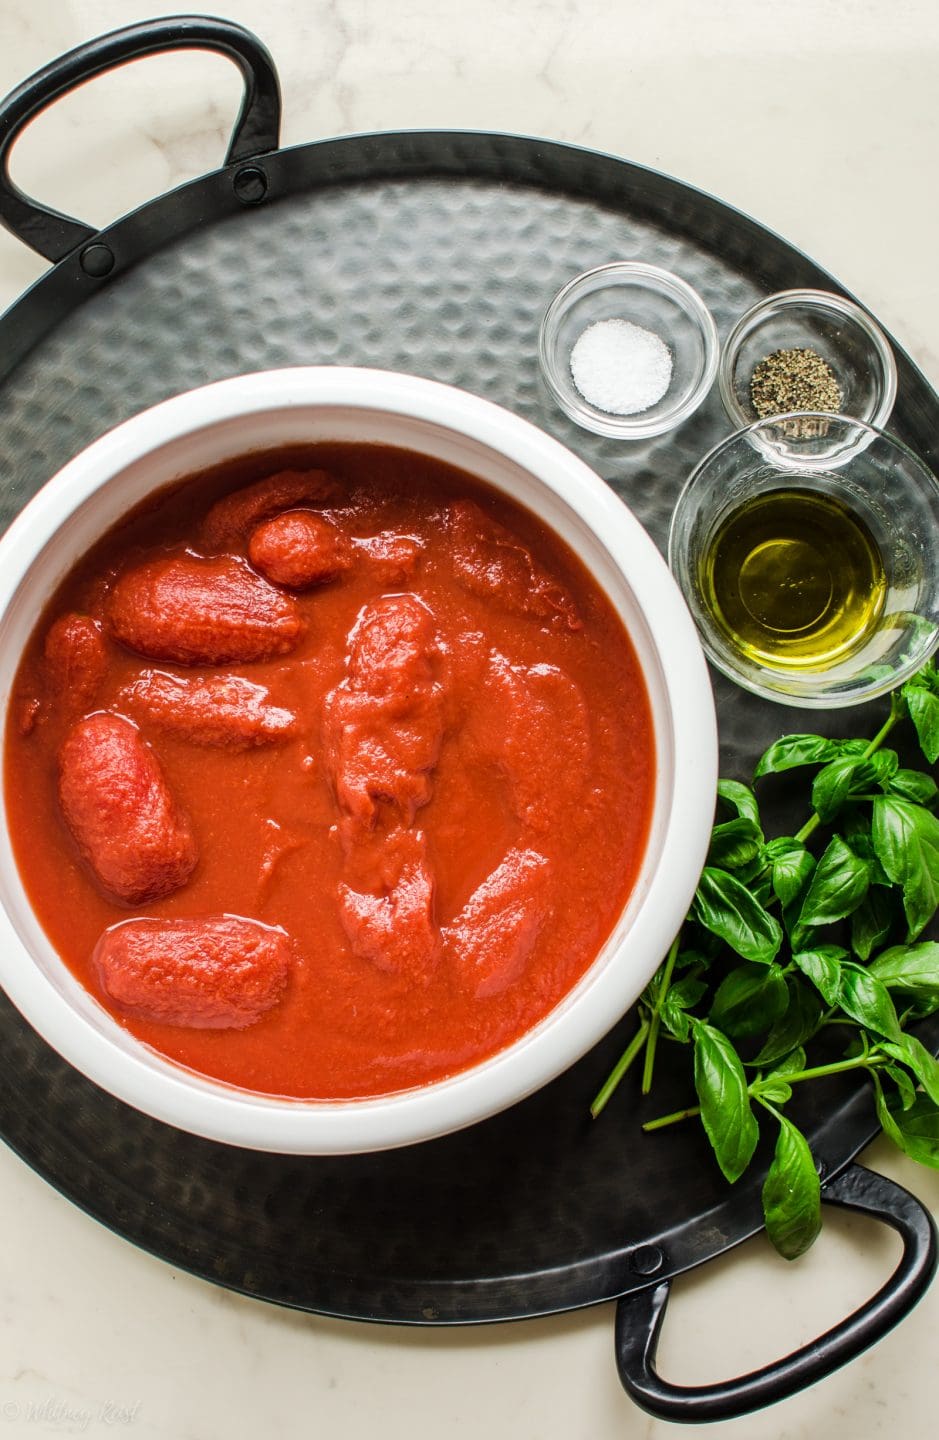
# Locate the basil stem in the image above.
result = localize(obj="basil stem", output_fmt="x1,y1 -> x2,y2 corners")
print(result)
589,1016 -> 650,1118
642,1050 -> 887,1132
641,934 -> 681,1094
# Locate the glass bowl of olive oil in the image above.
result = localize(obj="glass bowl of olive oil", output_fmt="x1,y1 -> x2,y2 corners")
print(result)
669,414 -> 939,706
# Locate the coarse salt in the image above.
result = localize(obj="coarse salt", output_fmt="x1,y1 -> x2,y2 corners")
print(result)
570,318 -> 672,416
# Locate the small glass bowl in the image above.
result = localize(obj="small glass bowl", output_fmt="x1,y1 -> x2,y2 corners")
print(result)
669,414 -> 939,707
539,262 -> 719,439
719,288 -> 897,432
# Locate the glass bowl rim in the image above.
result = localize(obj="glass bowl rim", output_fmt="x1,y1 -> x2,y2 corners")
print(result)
538,261 -> 719,439
667,409 -> 939,707
717,286 -> 898,433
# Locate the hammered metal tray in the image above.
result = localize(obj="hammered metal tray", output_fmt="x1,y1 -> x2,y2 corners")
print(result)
0,17 -> 935,1424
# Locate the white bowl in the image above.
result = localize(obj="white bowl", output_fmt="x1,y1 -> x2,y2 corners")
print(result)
0,368 -> 716,1154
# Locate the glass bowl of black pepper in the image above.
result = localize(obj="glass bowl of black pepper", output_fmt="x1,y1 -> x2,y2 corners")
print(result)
538,262 -> 719,439
718,288 -> 897,434
669,414 -> 939,707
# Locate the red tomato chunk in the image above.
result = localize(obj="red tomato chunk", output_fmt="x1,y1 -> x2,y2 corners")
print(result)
249,510 -> 354,589
58,713 -> 197,905
94,915 -> 291,1028
106,555 -> 304,665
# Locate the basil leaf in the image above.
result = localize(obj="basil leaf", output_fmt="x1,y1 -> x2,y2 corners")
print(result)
797,835 -> 871,929
841,811 -> 890,887
834,738 -> 872,757
660,976 -> 707,1042
811,757 -> 869,822
872,796 -> 939,940
888,769 -> 939,808
871,749 -> 900,781
850,888 -> 896,962
903,659 -> 938,694
709,962 -> 788,1040
755,1044 -> 807,1101
708,817 -> 764,872
692,867 -> 783,965
692,1021 -> 760,1183
716,779 -> 761,828
765,1044 -> 807,1080
765,837 -> 815,908
761,1115 -> 822,1260
837,963 -> 902,1041
811,754 -> 896,821
674,946 -> 710,971
754,734 -> 836,777
885,1065 -> 918,1111
876,1086 -> 939,1167
750,872 -> 775,907
905,686 -> 939,765
881,1034 -> 939,1106
751,979 -> 825,1067
792,945 -> 847,1008
874,1073 -> 906,1150
869,941 -> 939,1013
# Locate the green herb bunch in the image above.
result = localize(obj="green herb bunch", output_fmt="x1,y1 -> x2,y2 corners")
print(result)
592,660 -> 939,1260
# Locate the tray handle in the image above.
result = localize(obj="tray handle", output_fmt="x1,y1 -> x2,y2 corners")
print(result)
614,1162 -> 937,1424
0,14 -> 282,262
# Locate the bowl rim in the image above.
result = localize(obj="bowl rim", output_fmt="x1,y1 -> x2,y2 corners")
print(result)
0,366 -> 717,1153
538,261 -> 720,439
718,286 -> 898,432
668,409 -> 939,708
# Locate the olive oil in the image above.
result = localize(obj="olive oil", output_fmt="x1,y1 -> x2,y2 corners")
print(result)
701,489 -> 886,669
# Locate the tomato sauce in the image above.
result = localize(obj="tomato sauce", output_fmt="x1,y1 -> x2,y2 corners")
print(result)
4,444 -> 655,1099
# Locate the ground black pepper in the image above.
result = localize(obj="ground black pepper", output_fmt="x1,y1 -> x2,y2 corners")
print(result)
750,347 -> 842,418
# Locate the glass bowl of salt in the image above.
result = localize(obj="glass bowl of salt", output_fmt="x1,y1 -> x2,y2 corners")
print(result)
538,262 -> 718,439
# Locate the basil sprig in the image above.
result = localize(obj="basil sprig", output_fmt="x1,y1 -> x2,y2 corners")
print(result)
592,661 -> 939,1260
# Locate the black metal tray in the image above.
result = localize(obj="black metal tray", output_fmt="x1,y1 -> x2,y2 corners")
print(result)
0,17 -> 936,1425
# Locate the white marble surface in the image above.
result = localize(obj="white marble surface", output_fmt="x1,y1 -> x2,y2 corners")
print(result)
0,1 -> 938,1436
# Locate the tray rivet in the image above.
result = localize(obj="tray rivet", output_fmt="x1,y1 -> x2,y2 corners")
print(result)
632,1244 -> 664,1276
79,243 -> 115,278
233,166 -> 269,205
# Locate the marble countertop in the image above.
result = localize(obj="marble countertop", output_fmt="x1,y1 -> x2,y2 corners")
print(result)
0,2 -> 937,1436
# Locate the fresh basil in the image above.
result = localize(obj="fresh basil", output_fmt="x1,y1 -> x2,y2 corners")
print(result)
872,796 -> 939,940
887,768 -> 939,807
692,868 -> 782,965
709,963 -> 788,1040
880,1094 -> 939,1166
592,665 -> 939,1264
796,835 -> 870,929
660,975 -> 708,1043
692,1021 -> 759,1183
869,941 -> 939,1014
716,778 -> 762,828
751,980 -> 825,1067
905,685 -> 939,765
754,734 -> 837,777
850,888 -> 896,962
881,1034 -> 939,1106
708,817 -> 764,872
837,963 -> 902,1041
811,756 -> 869,822
765,837 -> 815,909
791,945 -> 847,1008
761,1114 -> 822,1260
885,1064 -> 917,1111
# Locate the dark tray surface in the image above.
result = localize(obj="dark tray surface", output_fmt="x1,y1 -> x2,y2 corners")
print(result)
1,131 -> 936,1323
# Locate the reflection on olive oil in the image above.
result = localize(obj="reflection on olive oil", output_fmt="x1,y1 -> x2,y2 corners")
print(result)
701,489 -> 886,669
